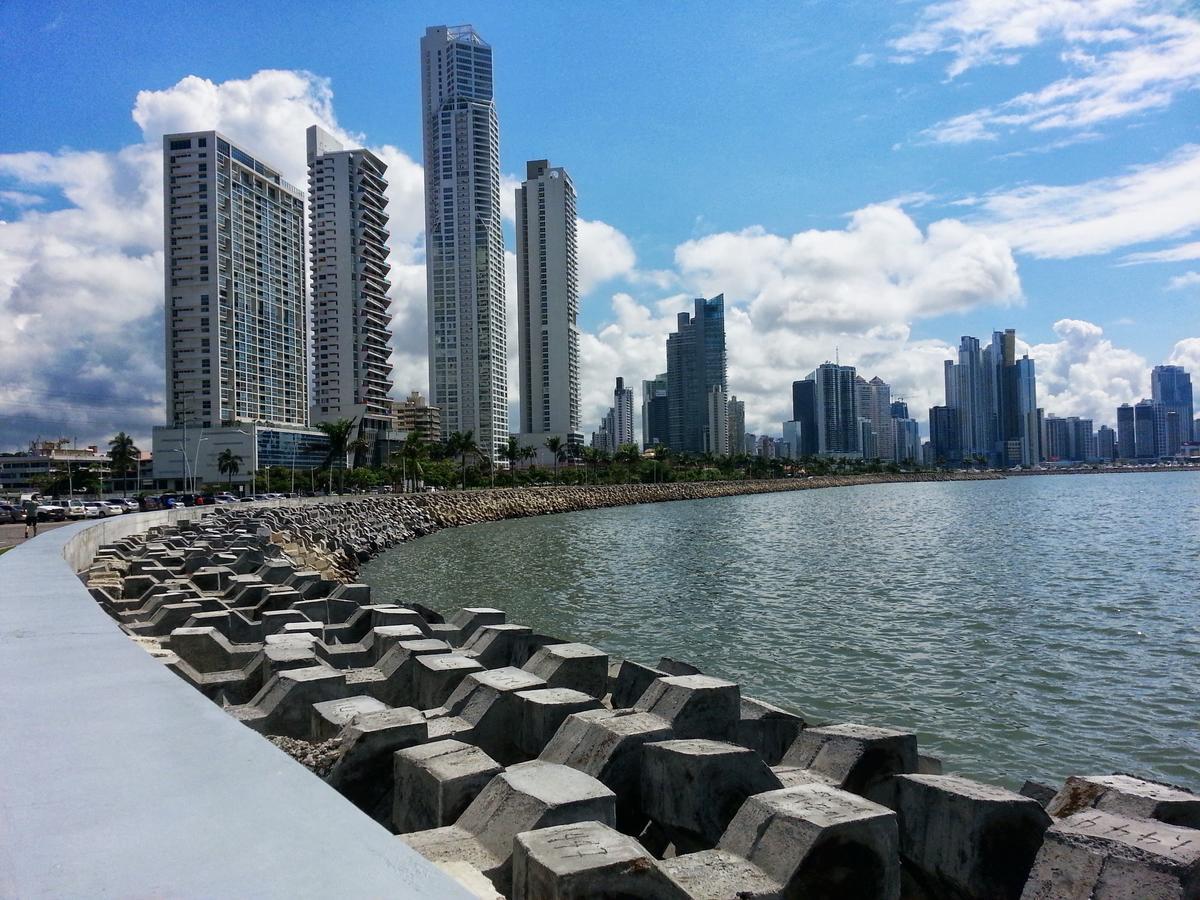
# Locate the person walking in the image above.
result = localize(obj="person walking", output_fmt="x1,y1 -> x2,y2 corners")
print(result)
23,500 -> 39,539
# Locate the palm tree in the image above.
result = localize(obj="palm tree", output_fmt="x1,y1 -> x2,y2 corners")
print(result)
499,436 -> 522,487
216,449 -> 243,491
544,436 -> 566,483
347,435 -> 370,470
316,417 -> 357,493
107,432 -> 139,497
446,430 -> 479,490
521,445 -> 537,473
400,428 -> 428,492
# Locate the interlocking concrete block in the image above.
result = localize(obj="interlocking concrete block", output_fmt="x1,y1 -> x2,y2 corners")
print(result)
440,667 -> 548,764
635,675 -> 741,742
896,774 -> 1051,900
780,722 -> 918,808
736,696 -> 805,766
718,782 -> 900,899
166,626 -> 259,674
514,688 -> 603,760
449,607 -> 507,645
641,739 -> 782,850
512,821 -> 685,900
540,708 -> 675,833
327,707 -> 428,820
1046,774 -> 1200,828
373,624 -> 427,656
1020,810 -> 1200,899
370,606 -> 431,633
657,850 -> 782,899
462,623 -> 535,669
401,761 -> 616,896
260,609 -> 312,636
523,643 -> 609,699
310,695 -> 390,741
230,664 -> 348,737
610,659 -> 668,709
414,654 -> 486,711
393,739 -> 503,834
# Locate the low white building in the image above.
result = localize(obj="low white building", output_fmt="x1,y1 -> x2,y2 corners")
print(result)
152,424 -> 330,493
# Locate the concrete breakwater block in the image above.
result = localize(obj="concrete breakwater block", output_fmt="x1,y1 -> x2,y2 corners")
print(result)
326,706 -> 428,819
414,654 -> 486,711
1046,773 -> 1200,829
540,708 -> 675,834
736,696 -> 805,766
610,659 -> 669,709
512,821 -> 684,900
640,739 -> 783,851
634,675 -> 741,743
393,739 -> 503,834
1020,810 -> 1200,899
780,722 -> 918,808
400,761 -> 617,896
523,643 -> 609,699
229,664 -> 348,737
895,773 -> 1051,900
310,695 -> 389,741
515,688 -> 603,760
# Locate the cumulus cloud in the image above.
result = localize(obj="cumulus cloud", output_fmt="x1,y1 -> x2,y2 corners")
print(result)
1167,271 -> 1200,290
893,1 -> 1200,142
576,218 -> 637,295
1028,318 -> 1150,424
1167,336 -> 1200,372
972,144 -> 1200,258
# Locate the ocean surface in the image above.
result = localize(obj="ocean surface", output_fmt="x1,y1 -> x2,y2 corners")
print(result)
361,472 -> 1200,790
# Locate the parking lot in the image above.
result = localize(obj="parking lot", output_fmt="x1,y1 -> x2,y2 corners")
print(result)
0,520 -> 73,553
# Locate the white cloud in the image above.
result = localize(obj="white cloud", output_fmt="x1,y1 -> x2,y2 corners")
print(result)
1167,336 -> 1200,372
576,206 -> 1021,439
894,1 -> 1200,142
1167,271 -> 1200,290
1028,318 -> 1149,423
973,144 -> 1200,258
0,190 -> 45,208
1122,239 -> 1200,264
576,218 -> 637,295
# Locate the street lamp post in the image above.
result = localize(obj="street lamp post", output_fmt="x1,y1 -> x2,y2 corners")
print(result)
190,435 -> 208,494
172,448 -> 189,494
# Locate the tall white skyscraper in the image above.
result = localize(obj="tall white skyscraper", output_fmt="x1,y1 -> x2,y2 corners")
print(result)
515,159 -> 581,450
612,377 -> 635,448
420,25 -> 507,458
162,131 -> 308,428
705,388 -> 730,455
307,125 -> 394,440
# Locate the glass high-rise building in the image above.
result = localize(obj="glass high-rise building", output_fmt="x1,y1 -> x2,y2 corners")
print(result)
1151,365 -> 1193,447
808,363 -> 860,456
641,374 -> 668,449
665,296 -> 727,453
420,25 -> 507,458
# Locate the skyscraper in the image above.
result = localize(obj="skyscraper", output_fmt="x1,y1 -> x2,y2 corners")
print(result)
641,374 -> 668,449
420,25 -> 507,458
162,131 -> 308,429
1151,365 -> 1194,446
307,125 -> 395,446
945,336 -> 989,461
705,388 -> 729,455
727,396 -> 746,456
855,375 -> 893,461
807,363 -> 860,456
612,377 -> 635,448
1117,403 -> 1135,459
1097,425 -> 1116,461
1134,399 -> 1166,459
665,295 -> 727,453
790,380 -> 819,457
929,405 -> 961,466
515,159 -> 581,452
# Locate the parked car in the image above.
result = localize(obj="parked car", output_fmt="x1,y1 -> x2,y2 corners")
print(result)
85,501 -> 123,518
37,502 -> 66,521
213,493 -> 239,504
0,502 -> 22,523
117,498 -> 140,513
56,498 -> 90,519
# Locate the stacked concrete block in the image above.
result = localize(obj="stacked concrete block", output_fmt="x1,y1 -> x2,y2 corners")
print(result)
228,664 -> 348,737
634,675 -> 740,742
736,696 -> 805,766
780,722 -> 918,807
895,774 -> 1051,899
512,822 -> 684,900
393,739 -> 503,834
522,643 -> 609,699
640,739 -> 783,851
610,659 -> 668,709
540,708 -> 675,834
1021,810 -> 1200,899
413,654 -> 486,711
400,761 -> 617,896
309,695 -> 389,740
327,707 -> 428,819
1045,774 -> 1200,828
448,607 -> 507,646
513,688 -> 603,760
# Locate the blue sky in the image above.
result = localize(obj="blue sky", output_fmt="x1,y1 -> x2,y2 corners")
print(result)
1,0 -> 1198,449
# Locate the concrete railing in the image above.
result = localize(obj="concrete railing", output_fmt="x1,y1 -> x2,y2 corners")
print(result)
0,507 -> 469,899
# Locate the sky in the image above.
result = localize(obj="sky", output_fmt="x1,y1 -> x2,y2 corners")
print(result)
1,0 -> 1198,452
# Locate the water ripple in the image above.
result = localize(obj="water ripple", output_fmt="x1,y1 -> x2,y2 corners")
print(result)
362,473 -> 1200,790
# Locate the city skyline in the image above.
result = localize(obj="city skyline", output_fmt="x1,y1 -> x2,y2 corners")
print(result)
2,4 -> 1199,452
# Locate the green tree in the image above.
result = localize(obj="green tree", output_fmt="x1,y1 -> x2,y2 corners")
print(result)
499,436 -> 522,487
315,417 -> 357,493
400,427 -> 428,491
544,436 -> 566,483
107,431 -> 140,497
446,430 -> 479,490
216,449 -> 243,491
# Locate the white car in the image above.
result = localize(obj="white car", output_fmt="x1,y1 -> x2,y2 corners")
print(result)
118,498 -> 140,513
92,501 -> 125,517
59,499 -> 90,519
